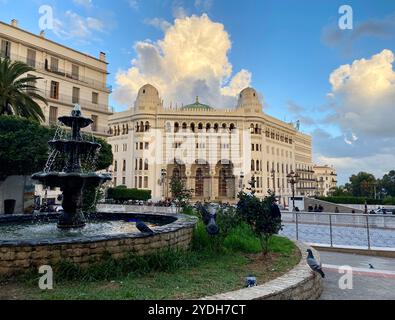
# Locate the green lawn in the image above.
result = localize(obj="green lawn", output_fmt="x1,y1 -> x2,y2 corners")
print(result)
0,236 -> 300,300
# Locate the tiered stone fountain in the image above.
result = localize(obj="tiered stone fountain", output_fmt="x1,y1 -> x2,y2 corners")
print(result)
32,104 -> 111,228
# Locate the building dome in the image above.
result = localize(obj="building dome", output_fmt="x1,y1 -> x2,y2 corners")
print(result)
237,87 -> 262,112
134,84 -> 161,112
181,96 -> 213,111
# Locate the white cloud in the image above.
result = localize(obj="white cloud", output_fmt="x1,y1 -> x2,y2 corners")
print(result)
145,18 -> 172,32
52,10 -> 105,43
128,0 -> 139,10
195,0 -> 213,11
73,0 -> 93,8
328,49 -> 395,137
113,14 -> 253,109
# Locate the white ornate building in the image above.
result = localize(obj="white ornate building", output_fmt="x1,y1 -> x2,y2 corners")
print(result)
108,84 -> 315,204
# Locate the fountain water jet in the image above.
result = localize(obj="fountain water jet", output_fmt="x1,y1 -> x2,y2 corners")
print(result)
32,105 -> 111,229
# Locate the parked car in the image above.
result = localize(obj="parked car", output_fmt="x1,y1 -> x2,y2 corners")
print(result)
374,208 -> 395,215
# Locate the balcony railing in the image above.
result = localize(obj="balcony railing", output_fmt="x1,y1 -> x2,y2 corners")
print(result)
44,92 -> 110,113
2,53 -> 112,92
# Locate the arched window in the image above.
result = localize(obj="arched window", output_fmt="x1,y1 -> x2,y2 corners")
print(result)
250,124 -> 254,134
126,124 -> 129,134
144,159 -> 149,171
214,123 -> 219,132
198,123 -> 203,131
255,124 -> 259,134
139,158 -> 143,170
222,123 -> 227,132
230,123 -> 235,132
174,122 -> 179,133
206,123 -> 211,132
165,122 -> 171,133
140,121 -> 144,132
191,123 -> 195,133
145,121 -> 150,132
195,168 -> 204,197
182,122 -> 187,132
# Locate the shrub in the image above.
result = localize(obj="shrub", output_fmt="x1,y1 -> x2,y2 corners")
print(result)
223,223 -> 262,253
216,206 -> 242,235
237,192 -> 282,254
107,187 -> 151,202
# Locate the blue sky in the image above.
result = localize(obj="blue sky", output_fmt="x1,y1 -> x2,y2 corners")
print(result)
1,0 -> 395,184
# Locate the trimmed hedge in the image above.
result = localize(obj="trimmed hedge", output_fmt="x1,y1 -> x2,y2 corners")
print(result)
107,187 -> 151,202
317,196 -> 395,205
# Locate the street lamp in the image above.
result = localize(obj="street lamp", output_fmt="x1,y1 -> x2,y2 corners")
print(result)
160,168 -> 167,200
239,171 -> 244,193
247,175 -> 256,195
287,170 -> 299,211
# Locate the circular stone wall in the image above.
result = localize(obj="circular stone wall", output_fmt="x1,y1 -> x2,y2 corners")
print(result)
0,212 -> 197,276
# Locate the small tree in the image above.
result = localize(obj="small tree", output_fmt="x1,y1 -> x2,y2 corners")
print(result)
170,175 -> 191,213
237,191 -> 282,255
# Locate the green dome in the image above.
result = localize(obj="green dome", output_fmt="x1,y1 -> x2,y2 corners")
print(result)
181,96 -> 213,111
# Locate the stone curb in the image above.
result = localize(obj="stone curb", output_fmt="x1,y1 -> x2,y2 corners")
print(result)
201,240 -> 323,300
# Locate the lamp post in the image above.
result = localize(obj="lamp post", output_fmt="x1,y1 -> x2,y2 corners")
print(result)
247,175 -> 256,195
239,171 -> 244,193
287,170 -> 299,211
160,168 -> 167,200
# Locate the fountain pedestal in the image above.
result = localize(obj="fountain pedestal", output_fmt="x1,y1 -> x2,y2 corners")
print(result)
32,105 -> 111,229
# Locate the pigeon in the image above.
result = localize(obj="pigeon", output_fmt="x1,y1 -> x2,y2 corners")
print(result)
196,203 -> 211,225
135,220 -> 154,235
245,275 -> 257,288
206,215 -> 219,235
306,249 -> 325,278
369,264 -> 374,269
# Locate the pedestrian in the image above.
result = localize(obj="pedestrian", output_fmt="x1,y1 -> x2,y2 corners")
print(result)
270,198 -> 282,220
335,207 -> 339,213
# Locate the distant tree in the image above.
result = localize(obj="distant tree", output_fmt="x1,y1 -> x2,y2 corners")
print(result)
379,170 -> 395,197
0,58 -> 47,122
348,172 -> 377,197
170,175 -> 192,213
329,186 -> 351,197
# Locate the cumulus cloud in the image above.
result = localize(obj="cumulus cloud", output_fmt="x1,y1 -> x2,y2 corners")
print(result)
313,49 -> 395,183
113,14 -> 253,109
328,49 -> 395,137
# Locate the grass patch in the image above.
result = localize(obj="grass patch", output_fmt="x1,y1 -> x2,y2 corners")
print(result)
0,235 -> 300,300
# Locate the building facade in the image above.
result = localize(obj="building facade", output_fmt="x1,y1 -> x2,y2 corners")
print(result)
313,165 -> 337,197
0,19 -> 112,136
108,84 -> 315,204
1,19 -> 113,206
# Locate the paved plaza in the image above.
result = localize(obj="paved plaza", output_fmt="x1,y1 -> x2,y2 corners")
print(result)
318,251 -> 395,300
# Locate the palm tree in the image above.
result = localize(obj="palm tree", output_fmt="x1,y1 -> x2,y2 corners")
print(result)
0,58 -> 47,122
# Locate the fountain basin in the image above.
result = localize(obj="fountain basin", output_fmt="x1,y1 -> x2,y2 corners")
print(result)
0,212 -> 197,277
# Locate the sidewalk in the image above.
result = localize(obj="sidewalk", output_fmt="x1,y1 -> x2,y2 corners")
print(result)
317,250 -> 395,300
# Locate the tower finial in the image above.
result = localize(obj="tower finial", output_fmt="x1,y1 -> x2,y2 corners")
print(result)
196,96 -> 199,103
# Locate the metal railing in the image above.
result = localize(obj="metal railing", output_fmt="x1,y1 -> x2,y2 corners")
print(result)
2,53 -> 112,92
281,212 -> 395,250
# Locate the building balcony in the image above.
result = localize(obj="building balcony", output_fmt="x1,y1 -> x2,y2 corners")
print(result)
45,92 -> 111,114
4,53 -> 112,92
